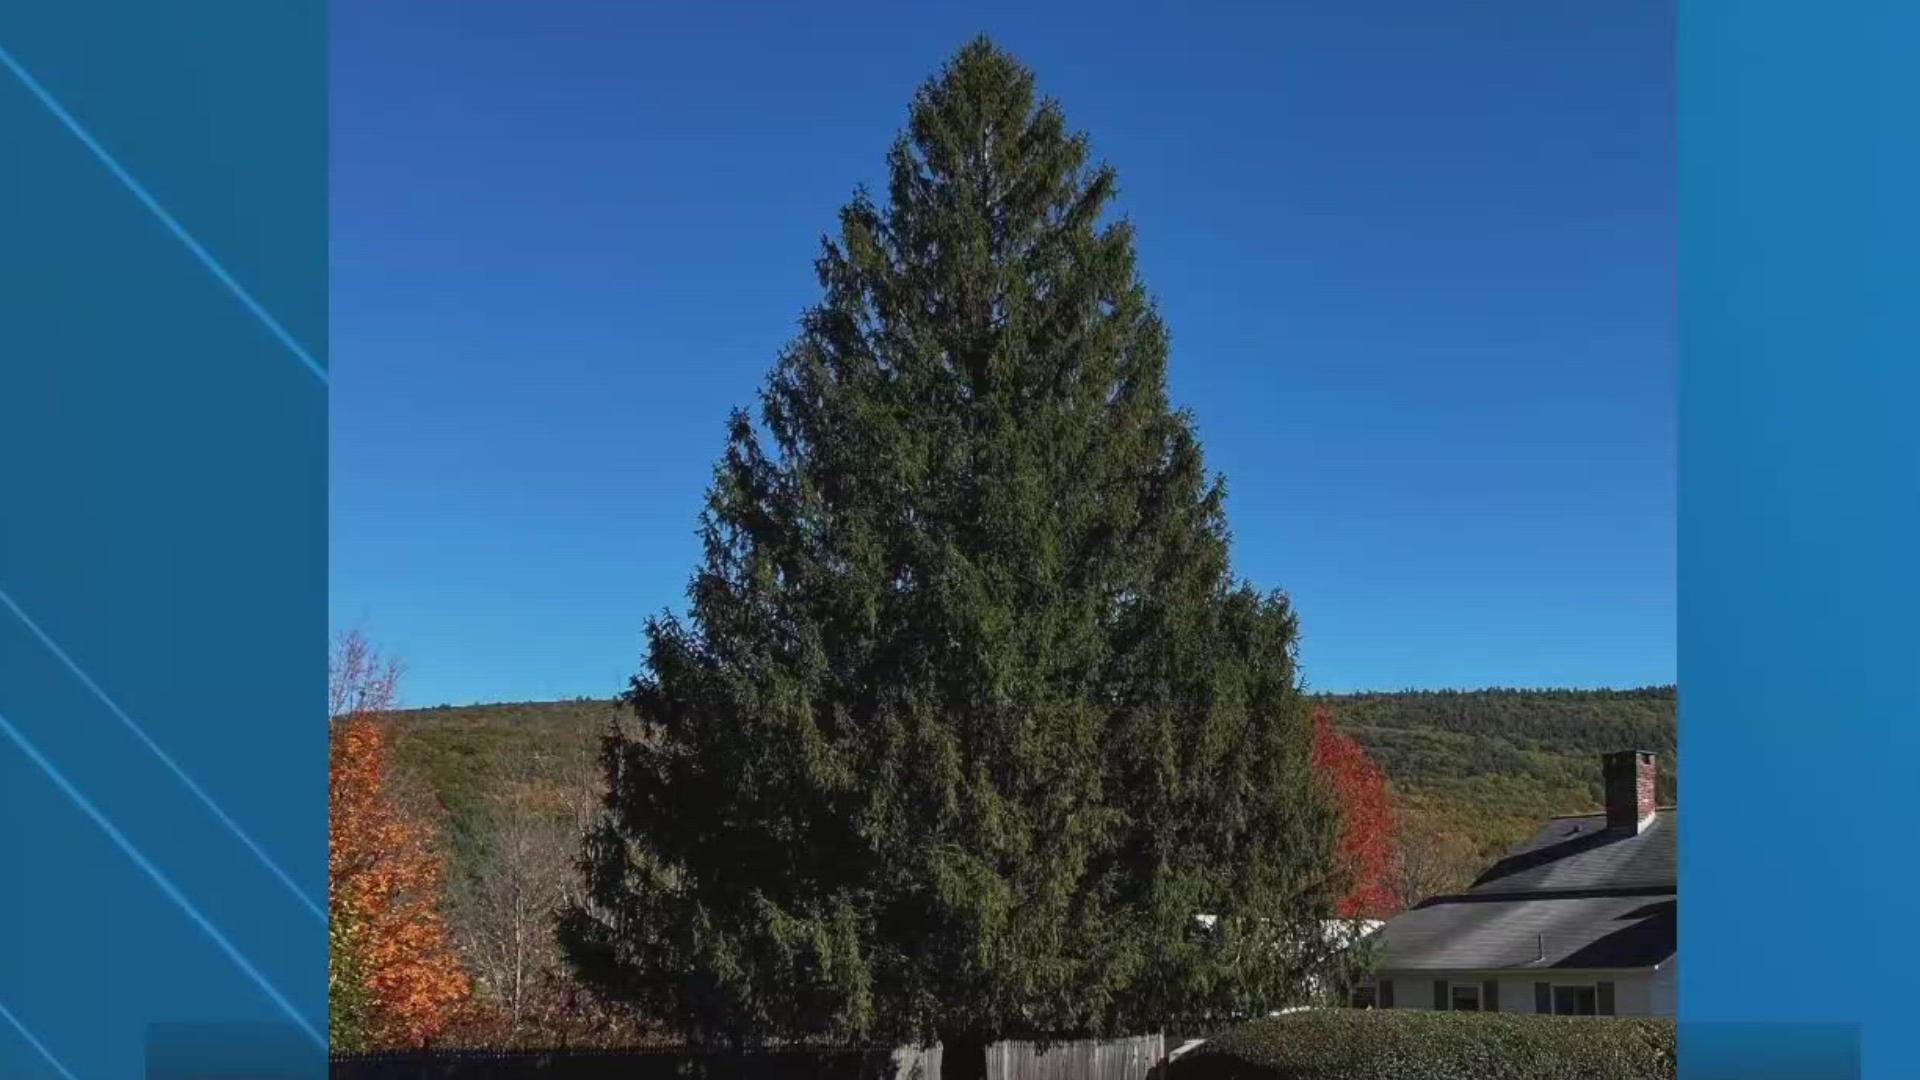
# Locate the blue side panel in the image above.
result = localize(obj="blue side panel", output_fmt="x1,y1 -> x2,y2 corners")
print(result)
0,2 -> 326,1076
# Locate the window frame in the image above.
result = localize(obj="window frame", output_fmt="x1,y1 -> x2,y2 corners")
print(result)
1448,981 -> 1483,1012
1551,982 -> 1599,1016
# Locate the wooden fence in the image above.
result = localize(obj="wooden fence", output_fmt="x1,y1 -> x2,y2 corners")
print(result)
985,1034 -> 1166,1080
330,1045 -> 917,1080
331,1036 -> 1158,1080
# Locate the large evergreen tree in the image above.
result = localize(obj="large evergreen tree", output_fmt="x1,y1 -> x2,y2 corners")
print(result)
562,37 -> 1340,1051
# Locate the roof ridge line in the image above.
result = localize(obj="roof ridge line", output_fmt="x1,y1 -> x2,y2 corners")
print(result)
1546,804 -> 1678,820
1424,886 -> 1675,906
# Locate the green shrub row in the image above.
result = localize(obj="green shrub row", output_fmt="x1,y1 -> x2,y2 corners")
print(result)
1169,1010 -> 1675,1080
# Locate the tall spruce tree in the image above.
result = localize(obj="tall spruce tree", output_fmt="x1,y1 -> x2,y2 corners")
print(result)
562,37 -> 1341,1051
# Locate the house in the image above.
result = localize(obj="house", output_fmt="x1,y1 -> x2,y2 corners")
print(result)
1357,750 -> 1675,1017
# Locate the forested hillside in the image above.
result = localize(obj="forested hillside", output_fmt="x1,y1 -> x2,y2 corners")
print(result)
386,685 -> 1676,915
1323,686 -> 1676,788
1311,687 -> 1676,896
385,698 -> 610,895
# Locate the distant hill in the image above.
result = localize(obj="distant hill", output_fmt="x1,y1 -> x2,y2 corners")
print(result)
384,697 -> 617,888
1313,687 -> 1677,885
385,686 -> 1676,902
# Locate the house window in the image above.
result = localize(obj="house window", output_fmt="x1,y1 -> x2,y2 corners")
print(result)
1351,985 -> 1377,1009
1552,985 -> 1598,1016
1449,983 -> 1482,1012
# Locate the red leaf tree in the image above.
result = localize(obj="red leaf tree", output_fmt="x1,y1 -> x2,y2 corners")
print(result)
1311,706 -> 1400,919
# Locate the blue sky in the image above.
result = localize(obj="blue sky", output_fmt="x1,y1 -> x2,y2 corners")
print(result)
331,1 -> 1674,708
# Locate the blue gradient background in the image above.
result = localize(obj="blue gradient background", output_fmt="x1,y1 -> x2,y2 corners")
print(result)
1679,1 -> 1916,1077
0,1 -> 325,1076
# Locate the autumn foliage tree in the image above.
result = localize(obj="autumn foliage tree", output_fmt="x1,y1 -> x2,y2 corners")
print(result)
330,631 -> 470,1049
1311,707 -> 1400,919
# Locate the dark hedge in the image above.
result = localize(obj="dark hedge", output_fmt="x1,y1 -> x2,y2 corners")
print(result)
1169,1010 -> 1676,1080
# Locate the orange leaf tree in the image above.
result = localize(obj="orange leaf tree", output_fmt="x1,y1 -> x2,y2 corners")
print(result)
329,632 -> 470,1049
1311,706 -> 1400,919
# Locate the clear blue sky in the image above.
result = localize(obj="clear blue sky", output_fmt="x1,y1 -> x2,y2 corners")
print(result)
331,1 -> 1674,708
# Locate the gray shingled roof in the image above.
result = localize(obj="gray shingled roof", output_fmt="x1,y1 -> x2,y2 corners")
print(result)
1374,893 -> 1674,970
1467,810 -> 1676,895
1372,809 -> 1676,972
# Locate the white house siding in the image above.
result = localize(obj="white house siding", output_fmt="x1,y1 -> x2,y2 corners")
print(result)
1374,971 -> 1659,1016
1611,972 -> 1654,1016
1649,956 -> 1676,1017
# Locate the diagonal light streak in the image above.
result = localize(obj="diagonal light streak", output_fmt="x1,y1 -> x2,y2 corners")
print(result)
0,584 -> 325,922
0,997 -> 79,1080
0,40 -> 327,384
0,707 -> 324,1048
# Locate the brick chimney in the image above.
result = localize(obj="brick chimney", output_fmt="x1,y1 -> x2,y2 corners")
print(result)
1602,750 -> 1658,833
